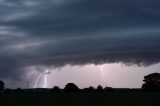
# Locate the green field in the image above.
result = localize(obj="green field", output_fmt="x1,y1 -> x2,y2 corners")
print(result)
1,92 -> 160,106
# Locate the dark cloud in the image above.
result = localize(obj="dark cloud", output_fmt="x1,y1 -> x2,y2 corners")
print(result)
0,0 -> 160,82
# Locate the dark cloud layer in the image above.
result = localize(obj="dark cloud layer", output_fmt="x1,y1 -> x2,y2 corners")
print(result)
0,0 -> 160,81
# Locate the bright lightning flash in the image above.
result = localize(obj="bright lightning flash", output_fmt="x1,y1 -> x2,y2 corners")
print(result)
34,73 -> 42,88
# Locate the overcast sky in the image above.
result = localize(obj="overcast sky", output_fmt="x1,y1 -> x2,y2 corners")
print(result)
0,0 -> 160,88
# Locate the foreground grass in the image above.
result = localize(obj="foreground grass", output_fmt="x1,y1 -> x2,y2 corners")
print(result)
1,92 -> 160,106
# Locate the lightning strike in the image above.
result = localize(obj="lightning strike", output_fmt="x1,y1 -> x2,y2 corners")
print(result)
34,73 -> 42,88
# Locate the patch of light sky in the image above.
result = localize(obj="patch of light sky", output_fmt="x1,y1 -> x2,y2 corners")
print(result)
9,63 -> 160,89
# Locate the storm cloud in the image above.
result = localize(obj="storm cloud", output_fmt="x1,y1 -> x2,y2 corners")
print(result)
0,0 -> 160,81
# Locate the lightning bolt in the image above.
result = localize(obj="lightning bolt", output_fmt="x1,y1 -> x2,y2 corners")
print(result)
43,74 -> 48,88
43,69 -> 51,88
99,64 -> 106,86
34,73 -> 42,88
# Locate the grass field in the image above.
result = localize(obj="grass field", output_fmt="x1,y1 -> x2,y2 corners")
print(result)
0,92 -> 160,106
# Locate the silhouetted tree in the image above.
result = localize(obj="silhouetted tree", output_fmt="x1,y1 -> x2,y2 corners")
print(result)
142,73 -> 160,90
83,86 -> 95,92
51,86 -> 61,93
96,85 -> 104,92
64,83 -> 79,92
104,86 -> 113,92
15,88 -> 23,93
0,80 -> 4,90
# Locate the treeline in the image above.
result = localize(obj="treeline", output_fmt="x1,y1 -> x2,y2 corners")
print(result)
0,83 -> 157,95
51,83 -> 113,93
1,83 -> 114,94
